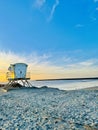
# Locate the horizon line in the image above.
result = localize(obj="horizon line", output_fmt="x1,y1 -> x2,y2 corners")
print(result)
36,77 -> 98,81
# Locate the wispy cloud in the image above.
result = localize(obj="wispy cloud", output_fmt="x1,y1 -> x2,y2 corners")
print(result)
0,51 -> 98,81
91,16 -> 97,21
91,0 -> 98,20
74,1 -> 98,27
94,0 -> 98,3
67,59 -> 97,68
0,51 -> 63,80
47,0 -> 59,22
96,7 -> 98,10
75,24 -> 84,28
33,0 -> 60,22
33,0 -> 46,9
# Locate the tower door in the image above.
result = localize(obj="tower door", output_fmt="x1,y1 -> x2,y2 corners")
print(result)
14,64 -> 27,78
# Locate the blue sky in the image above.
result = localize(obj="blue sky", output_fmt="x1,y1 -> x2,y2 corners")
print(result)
0,0 -> 98,80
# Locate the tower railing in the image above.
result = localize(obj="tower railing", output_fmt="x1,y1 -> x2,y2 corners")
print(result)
6,72 -> 30,80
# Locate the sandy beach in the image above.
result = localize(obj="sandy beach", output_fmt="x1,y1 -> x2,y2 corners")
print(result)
0,86 -> 98,130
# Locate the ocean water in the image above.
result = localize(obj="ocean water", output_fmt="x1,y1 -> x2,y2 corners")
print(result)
31,79 -> 98,90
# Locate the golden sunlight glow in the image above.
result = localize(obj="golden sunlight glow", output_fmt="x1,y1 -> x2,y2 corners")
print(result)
0,51 -> 98,82
0,72 -> 7,82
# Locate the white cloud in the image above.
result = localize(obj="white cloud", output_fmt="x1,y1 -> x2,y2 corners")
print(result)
32,0 -> 60,22
75,24 -> 84,28
96,7 -> 98,10
91,17 -> 97,21
79,59 -> 98,68
33,0 -> 46,9
66,59 -> 98,69
47,0 -> 59,21
0,51 -> 61,75
94,0 -> 98,3
0,51 -> 98,80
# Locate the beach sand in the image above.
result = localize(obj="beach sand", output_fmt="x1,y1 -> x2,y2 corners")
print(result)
84,86 -> 98,90
0,86 -> 98,130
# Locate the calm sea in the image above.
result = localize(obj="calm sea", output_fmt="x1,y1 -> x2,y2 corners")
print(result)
31,79 -> 98,90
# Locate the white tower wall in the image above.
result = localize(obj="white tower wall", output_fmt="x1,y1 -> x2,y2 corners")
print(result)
14,63 -> 28,78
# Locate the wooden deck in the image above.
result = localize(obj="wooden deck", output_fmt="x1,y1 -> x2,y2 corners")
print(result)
8,78 -> 30,81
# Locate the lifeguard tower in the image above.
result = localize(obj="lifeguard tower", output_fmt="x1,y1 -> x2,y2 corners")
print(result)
4,63 -> 32,91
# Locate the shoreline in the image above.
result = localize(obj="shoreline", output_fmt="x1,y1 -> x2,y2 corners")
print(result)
0,82 -> 98,91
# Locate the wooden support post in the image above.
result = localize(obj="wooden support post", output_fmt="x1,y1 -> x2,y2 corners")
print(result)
2,78 -> 32,92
